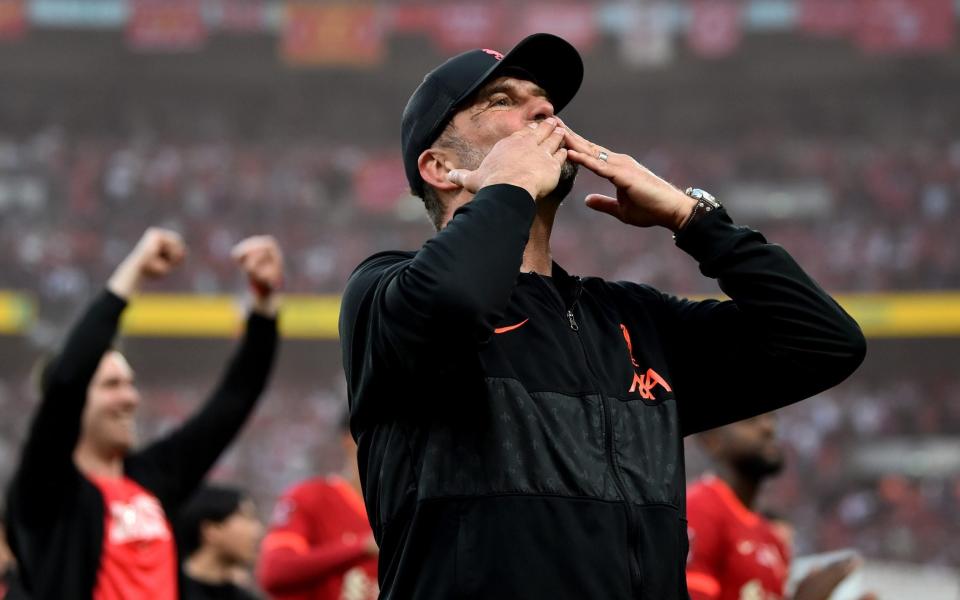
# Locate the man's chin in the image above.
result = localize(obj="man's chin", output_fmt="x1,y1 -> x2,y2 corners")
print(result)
735,453 -> 785,481
110,430 -> 137,454
545,160 -> 579,203
112,440 -> 135,455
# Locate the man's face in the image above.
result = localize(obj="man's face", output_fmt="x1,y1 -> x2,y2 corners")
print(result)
709,413 -> 785,480
205,499 -> 264,566
444,75 -> 578,195
80,351 -> 140,456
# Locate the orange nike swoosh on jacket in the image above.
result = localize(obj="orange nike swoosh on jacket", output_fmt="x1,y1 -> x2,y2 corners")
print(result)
494,319 -> 529,334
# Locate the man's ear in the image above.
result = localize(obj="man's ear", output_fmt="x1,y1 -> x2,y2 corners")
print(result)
418,148 -> 460,192
199,519 -> 221,546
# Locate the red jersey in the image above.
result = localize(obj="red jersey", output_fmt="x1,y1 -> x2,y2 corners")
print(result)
89,475 -> 177,600
258,476 -> 378,600
686,476 -> 790,600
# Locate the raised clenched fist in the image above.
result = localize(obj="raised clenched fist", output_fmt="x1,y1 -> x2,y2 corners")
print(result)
231,235 -> 284,299
108,228 -> 187,299
129,228 -> 187,279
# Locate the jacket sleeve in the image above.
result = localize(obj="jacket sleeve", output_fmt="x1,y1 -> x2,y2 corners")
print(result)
339,184 -> 536,409
131,313 -> 278,509
653,208 -> 866,436
6,290 -> 127,523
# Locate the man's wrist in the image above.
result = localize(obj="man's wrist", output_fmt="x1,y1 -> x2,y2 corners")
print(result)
479,174 -> 539,201
668,195 -> 698,233
250,293 -> 280,318
106,260 -> 142,299
671,188 -> 721,236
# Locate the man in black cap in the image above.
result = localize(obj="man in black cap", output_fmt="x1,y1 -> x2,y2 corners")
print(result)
339,33 -> 866,599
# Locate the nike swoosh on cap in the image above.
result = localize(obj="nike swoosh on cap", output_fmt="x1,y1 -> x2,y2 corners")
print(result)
494,319 -> 529,335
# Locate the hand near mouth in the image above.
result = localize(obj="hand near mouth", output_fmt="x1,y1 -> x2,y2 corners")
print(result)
561,123 -> 697,232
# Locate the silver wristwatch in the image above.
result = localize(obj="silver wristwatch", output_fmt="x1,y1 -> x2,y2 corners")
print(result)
675,187 -> 721,236
685,187 -> 720,212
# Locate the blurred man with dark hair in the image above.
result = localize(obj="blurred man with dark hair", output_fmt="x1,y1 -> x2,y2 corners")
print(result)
256,414 -> 377,600
178,485 -> 264,600
4,229 -> 282,600
687,414 -> 876,600
340,33 -> 865,599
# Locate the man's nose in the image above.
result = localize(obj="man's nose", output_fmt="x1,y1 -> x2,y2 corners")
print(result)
529,97 -> 556,123
122,386 -> 141,408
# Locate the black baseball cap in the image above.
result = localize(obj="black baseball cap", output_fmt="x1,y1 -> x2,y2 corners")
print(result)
401,33 -> 584,197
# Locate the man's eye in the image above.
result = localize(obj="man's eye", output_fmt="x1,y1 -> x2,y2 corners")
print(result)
491,97 -> 511,107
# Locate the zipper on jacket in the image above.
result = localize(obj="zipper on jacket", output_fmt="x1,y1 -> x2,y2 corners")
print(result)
533,274 -> 643,591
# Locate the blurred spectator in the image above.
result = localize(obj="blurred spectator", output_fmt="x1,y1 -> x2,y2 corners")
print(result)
1,119 -> 958,307
256,414 -> 378,600
177,485 -> 264,600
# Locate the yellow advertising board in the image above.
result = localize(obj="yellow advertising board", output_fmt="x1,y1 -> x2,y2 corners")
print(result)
0,291 -> 34,334
119,294 -> 343,339
2,291 -> 960,339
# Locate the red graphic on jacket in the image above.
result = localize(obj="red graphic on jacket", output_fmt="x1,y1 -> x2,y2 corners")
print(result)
620,324 -> 673,400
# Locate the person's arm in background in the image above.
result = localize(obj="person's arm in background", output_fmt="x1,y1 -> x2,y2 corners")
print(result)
563,126 -> 865,435
132,236 -> 282,509
791,557 -> 877,600
256,485 -> 377,595
6,228 -> 185,526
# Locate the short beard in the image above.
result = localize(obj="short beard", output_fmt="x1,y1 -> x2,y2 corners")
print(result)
545,159 -> 579,203
439,129 -> 485,171
732,453 -> 785,482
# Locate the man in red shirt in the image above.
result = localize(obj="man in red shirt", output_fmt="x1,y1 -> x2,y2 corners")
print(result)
5,229 -> 282,600
257,416 -> 377,600
686,413 -> 875,600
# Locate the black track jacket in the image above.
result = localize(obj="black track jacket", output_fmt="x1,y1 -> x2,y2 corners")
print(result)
339,184 -> 866,599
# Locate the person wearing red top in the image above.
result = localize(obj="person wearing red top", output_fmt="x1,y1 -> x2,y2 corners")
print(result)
686,413 -> 875,600
4,229 -> 283,600
257,416 -> 378,600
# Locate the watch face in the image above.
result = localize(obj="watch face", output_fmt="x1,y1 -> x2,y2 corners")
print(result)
686,188 -> 718,207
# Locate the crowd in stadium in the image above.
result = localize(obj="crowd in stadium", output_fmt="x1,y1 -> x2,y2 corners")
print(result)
0,119 -> 958,310
765,375 -> 960,567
